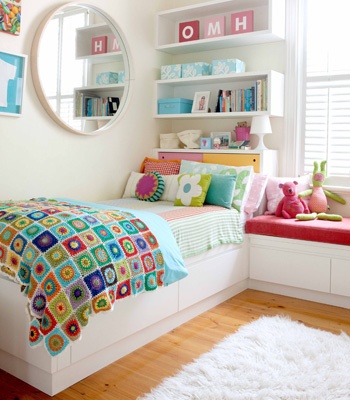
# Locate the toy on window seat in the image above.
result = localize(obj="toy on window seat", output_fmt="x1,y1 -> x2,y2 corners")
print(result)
296,160 -> 346,221
275,181 -> 310,219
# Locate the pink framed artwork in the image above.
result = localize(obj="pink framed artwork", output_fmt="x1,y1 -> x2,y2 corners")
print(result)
0,0 -> 21,35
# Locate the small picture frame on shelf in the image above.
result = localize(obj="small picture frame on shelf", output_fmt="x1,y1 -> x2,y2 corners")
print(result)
192,91 -> 210,113
200,137 -> 212,149
210,132 -> 231,149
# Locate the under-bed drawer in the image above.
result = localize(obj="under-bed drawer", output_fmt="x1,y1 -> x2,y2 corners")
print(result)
71,283 -> 178,363
179,243 -> 248,310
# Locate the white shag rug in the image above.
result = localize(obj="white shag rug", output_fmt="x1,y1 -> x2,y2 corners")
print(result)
139,316 -> 350,400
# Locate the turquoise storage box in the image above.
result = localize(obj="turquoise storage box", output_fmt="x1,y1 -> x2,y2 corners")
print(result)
212,58 -> 246,75
182,62 -> 211,78
158,98 -> 193,114
117,70 -> 125,83
161,64 -> 182,80
96,72 -> 118,84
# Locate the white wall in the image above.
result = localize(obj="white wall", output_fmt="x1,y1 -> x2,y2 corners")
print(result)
0,0 -> 174,202
0,0 -> 285,202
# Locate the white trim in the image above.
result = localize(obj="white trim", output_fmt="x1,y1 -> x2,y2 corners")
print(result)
283,0 -> 306,176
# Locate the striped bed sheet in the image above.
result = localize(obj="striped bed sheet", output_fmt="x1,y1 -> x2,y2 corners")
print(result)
99,199 -> 243,259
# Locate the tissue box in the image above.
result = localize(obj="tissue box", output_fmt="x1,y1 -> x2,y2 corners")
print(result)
117,71 -> 125,83
158,98 -> 193,114
96,72 -> 118,85
182,62 -> 211,78
212,58 -> 246,75
161,64 -> 182,80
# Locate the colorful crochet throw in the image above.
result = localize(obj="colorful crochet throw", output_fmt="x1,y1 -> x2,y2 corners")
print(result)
0,199 -> 166,356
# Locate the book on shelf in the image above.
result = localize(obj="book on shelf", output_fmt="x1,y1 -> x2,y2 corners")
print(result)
213,79 -> 267,113
75,92 -> 118,118
108,97 -> 120,115
229,140 -> 251,150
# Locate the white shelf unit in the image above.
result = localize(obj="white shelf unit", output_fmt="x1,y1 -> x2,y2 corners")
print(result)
74,23 -> 124,120
156,0 -> 285,54
155,70 -> 284,118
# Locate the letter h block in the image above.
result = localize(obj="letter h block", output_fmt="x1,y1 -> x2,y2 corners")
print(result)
230,11 -> 254,35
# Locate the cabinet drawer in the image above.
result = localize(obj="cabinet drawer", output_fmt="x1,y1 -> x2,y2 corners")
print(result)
250,246 -> 331,292
158,152 -> 203,162
203,153 -> 260,172
331,258 -> 350,296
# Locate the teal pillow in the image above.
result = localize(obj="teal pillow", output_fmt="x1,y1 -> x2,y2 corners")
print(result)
205,174 -> 237,209
179,160 -> 254,212
174,174 -> 212,206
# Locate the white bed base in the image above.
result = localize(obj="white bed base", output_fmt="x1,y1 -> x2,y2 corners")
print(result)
0,239 -> 249,396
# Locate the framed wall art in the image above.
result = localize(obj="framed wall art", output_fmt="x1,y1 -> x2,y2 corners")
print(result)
0,51 -> 27,116
192,91 -> 210,113
0,1 -> 21,35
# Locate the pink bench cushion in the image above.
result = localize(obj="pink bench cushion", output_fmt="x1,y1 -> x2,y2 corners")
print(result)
246,215 -> 350,246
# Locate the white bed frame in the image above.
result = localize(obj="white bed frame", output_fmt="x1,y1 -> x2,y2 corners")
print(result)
0,239 -> 249,396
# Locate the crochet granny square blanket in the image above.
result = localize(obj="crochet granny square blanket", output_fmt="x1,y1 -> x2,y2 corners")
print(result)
0,198 -> 183,356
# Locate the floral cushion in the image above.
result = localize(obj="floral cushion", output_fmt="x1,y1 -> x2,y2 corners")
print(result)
179,160 -> 254,213
174,174 -> 212,207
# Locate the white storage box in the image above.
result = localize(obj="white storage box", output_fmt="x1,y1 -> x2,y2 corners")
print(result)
160,133 -> 180,149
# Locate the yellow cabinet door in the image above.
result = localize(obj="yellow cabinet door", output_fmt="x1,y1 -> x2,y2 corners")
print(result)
203,153 -> 260,173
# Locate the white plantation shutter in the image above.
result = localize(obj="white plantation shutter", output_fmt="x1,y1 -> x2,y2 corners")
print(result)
303,0 -> 350,176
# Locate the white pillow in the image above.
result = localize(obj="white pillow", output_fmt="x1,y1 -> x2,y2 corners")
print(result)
123,172 -> 180,202
122,171 -> 144,198
159,175 -> 179,201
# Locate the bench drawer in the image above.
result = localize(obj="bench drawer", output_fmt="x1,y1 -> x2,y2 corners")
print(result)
331,259 -> 350,296
250,246 -> 331,293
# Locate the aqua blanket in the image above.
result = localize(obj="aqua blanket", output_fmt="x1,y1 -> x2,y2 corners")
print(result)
0,198 -> 187,356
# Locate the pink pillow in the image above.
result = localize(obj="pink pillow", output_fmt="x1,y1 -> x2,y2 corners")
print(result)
244,173 -> 268,218
140,157 -> 181,175
265,175 -> 311,215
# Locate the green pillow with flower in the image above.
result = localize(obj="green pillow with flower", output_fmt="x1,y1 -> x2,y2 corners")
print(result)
174,173 -> 212,206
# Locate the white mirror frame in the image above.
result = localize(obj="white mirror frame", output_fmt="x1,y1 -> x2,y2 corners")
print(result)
31,2 -> 133,135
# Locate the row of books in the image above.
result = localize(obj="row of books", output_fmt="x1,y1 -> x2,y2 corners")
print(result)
215,79 -> 267,113
75,92 -> 120,118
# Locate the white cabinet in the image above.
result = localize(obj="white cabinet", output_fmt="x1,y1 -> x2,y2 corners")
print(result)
152,148 -> 278,175
155,0 -> 285,120
74,23 -> 125,121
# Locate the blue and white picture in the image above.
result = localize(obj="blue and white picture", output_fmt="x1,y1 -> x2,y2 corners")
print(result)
0,51 -> 27,116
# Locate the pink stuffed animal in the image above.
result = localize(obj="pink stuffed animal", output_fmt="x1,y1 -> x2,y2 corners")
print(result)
275,181 -> 309,219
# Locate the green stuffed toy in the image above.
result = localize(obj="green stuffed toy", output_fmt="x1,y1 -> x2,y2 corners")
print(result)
296,160 -> 346,221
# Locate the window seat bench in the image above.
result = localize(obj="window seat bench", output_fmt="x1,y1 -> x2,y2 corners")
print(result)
246,215 -> 350,309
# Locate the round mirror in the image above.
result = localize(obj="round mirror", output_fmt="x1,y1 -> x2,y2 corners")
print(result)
31,3 -> 132,135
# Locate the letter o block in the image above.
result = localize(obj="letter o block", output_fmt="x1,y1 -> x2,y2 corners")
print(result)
179,20 -> 200,42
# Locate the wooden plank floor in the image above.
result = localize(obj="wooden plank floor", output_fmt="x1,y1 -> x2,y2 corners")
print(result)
2,289 -> 350,400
